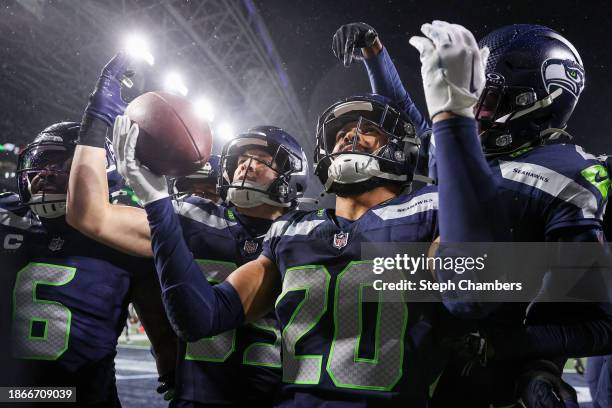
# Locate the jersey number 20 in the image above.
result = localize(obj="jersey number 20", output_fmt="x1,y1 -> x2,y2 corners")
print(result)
277,261 -> 408,391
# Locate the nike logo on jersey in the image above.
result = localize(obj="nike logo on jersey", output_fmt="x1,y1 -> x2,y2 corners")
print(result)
594,173 -> 608,183
581,164 -> 611,200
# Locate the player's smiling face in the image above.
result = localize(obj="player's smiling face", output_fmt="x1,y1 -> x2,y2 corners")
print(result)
233,147 -> 278,185
332,120 -> 388,154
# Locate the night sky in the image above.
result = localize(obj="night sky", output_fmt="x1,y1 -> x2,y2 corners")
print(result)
255,0 -> 612,154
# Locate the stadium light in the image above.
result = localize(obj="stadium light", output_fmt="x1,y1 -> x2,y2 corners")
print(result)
124,34 -> 155,66
193,97 -> 216,122
164,72 -> 189,96
217,122 -> 235,141
0,143 -> 19,155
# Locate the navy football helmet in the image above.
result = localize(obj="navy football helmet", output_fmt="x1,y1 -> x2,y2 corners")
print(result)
17,122 -> 123,218
476,24 -> 585,156
218,126 -> 308,208
314,94 -> 419,195
170,155 -> 221,203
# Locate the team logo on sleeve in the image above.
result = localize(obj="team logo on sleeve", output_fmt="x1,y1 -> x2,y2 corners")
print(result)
332,232 -> 349,249
243,240 -> 259,254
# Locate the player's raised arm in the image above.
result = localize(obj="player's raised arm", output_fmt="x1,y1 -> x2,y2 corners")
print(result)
116,120 -> 279,341
410,21 -> 510,317
332,22 -> 432,175
67,53 -> 152,257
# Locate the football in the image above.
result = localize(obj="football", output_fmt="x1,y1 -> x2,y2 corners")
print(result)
125,91 -> 212,177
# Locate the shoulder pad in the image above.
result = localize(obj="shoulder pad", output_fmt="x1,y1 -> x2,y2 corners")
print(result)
264,210 -> 323,241
498,144 -> 608,219
0,193 -> 40,230
173,197 -> 233,230
372,186 -> 438,221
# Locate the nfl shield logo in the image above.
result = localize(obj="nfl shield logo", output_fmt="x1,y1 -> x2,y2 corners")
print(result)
333,232 -> 349,249
48,237 -> 65,252
243,240 -> 259,254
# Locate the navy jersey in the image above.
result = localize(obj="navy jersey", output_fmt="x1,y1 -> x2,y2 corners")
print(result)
434,144 -> 610,408
173,195 -> 281,405
489,143 -> 608,239
0,193 -> 37,386
262,186 -> 445,407
3,194 -> 153,405
363,44 -> 611,407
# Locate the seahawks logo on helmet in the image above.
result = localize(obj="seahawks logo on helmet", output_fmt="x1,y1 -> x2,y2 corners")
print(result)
541,58 -> 585,98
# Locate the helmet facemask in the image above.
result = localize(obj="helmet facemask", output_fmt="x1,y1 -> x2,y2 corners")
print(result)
476,71 -> 578,157
219,134 -> 305,208
315,98 -> 419,196
17,141 -> 73,218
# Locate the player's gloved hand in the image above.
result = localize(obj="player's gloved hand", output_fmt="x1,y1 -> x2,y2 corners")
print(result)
332,22 -> 378,67
409,20 -> 489,119
84,52 -> 131,127
440,331 -> 495,375
156,371 -> 176,401
516,360 -> 578,408
113,115 -> 168,206
79,53 -> 132,148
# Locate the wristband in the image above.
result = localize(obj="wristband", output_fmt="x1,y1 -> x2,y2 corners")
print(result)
78,114 -> 108,148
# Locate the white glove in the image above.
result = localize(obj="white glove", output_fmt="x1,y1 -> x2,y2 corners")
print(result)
112,115 -> 169,205
409,20 -> 490,119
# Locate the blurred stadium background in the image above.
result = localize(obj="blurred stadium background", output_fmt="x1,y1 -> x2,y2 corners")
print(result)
0,0 -> 316,196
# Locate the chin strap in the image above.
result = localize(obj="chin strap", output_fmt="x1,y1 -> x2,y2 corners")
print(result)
296,197 -> 319,206
325,153 -> 407,191
28,193 -> 67,219
495,88 -> 563,124
413,174 -> 435,184
226,180 -> 291,208
540,127 -> 573,141
482,125 -> 573,160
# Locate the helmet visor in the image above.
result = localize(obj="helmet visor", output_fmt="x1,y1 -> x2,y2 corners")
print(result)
17,143 -> 73,202
17,144 -> 73,173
